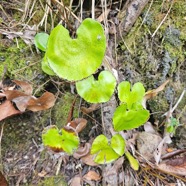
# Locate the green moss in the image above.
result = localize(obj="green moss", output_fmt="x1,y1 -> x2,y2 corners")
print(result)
38,91 -> 79,129
52,92 -> 79,129
0,38 -> 42,80
27,176 -> 67,186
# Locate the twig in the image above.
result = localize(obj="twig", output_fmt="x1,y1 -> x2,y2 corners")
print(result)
92,0 -> 95,19
151,0 -> 174,38
163,88 -> 186,117
138,0 -> 154,31
52,0 -> 81,22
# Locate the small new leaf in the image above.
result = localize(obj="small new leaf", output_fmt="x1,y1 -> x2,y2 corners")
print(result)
34,33 -> 49,51
118,81 -> 145,109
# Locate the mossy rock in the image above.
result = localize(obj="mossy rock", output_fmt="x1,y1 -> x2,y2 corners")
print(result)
0,38 -> 46,90
118,1 -> 186,121
37,92 -> 79,129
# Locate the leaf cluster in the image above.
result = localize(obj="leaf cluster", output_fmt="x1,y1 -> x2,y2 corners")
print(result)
34,18 -> 150,167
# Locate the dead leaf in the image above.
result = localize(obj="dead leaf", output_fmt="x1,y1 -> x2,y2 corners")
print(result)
153,135 -> 172,164
0,80 -> 55,121
0,92 -> 6,98
13,80 -> 33,95
27,92 -> 55,112
70,175 -> 82,186
73,143 -> 91,159
5,90 -> 28,101
38,170 -> 48,177
67,118 -> 87,133
0,100 -> 21,121
157,155 -> 186,176
5,90 -> 55,112
11,96 -> 31,112
0,171 -> 8,186
144,122 -> 156,134
103,157 -> 124,185
81,104 -> 100,114
97,9 -> 111,22
81,153 -> 99,166
112,156 -> 124,170
144,80 -> 169,100
83,170 -> 101,181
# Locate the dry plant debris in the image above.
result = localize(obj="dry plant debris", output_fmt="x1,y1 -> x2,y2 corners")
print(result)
0,171 -> 8,186
0,80 -> 55,121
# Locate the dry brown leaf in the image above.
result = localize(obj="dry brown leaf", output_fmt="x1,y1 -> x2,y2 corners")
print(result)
13,80 -> 33,95
103,157 -> 124,185
96,9 -> 111,22
81,104 -> 100,114
145,80 -> 169,100
67,118 -> 87,133
5,90 -> 28,101
83,170 -> 101,181
38,170 -> 48,177
27,92 -> 56,112
0,100 -> 21,121
0,171 -> 8,186
153,135 -> 172,164
0,92 -> 6,98
5,90 -> 55,112
70,175 -> 82,186
81,153 -> 98,166
73,143 -> 91,159
157,155 -> 186,176
12,96 -> 31,112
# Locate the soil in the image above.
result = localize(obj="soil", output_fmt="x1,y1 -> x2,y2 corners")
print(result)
0,0 -> 186,185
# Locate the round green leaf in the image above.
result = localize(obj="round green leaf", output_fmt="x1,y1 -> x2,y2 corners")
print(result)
46,18 -> 106,81
125,151 -> 139,171
118,81 -> 145,108
41,55 -> 55,75
42,126 -> 79,154
113,104 -> 150,131
91,134 -> 109,154
76,71 -> 116,103
91,134 -> 124,164
111,134 -> 125,156
94,148 -> 119,164
34,33 -> 49,51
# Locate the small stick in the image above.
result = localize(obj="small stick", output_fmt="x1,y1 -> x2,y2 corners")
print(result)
162,149 -> 186,160
151,0 -> 174,38
92,0 -> 95,19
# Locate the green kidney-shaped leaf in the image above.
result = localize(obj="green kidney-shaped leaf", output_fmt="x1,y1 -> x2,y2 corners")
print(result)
125,151 -> 139,171
34,33 -> 49,51
42,126 -> 79,154
91,134 -> 125,164
113,103 -> 150,131
76,71 -> 116,103
45,18 -> 106,81
41,56 -> 55,75
118,81 -> 145,109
